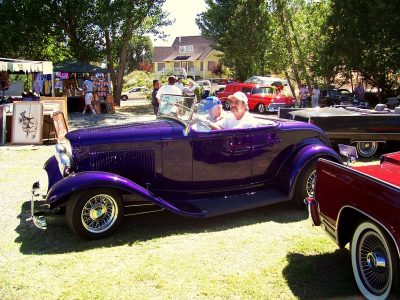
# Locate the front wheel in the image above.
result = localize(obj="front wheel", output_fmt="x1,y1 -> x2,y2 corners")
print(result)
66,188 -> 124,239
257,103 -> 266,114
351,221 -> 399,299
293,160 -> 317,208
121,95 -> 128,101
355,141 -> 379,158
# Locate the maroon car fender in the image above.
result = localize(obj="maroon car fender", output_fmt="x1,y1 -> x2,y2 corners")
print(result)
45,171 -> 205,217
280,144 -> 342,199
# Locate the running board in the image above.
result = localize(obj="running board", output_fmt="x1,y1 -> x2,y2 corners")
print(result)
172,189 -> 289,218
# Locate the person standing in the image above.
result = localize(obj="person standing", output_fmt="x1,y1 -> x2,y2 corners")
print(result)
184,80 -> 196,97
174,77 -> 185,93
82,76 -> 96,115
151,79 -> 160,114
311,84 -> 320,108
299,84 -> 309,108
354,82 -> 365,100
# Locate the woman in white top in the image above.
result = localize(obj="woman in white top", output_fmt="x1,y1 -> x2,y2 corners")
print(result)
311,84 -> 320,108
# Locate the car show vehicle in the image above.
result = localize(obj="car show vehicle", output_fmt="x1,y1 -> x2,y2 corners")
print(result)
29,94 -> 341,239
244,76 -> 288,90
121,86 -> 149,100
217,83 -> 295,112
196,78 -> 227,95
278,106 -> 400,158
319,88 -> 362,107
308,148 -> 400,299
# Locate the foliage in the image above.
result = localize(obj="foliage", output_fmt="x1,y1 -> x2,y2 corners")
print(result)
196,0 -> 271,81
320,0 -> 400,98
126,36 -> 154,73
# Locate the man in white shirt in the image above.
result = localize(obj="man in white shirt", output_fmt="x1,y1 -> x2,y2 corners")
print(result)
212,92 -> 259,129
82,76 -> 96,115
156,76 -> 182,104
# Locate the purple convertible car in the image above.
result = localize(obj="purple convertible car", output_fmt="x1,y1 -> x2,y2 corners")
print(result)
29,95 -> 342,239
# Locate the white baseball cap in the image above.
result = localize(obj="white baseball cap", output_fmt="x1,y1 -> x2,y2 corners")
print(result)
228,91 -> 248,104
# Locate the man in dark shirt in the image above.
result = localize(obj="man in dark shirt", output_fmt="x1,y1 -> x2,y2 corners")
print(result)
151,79 -> 160,114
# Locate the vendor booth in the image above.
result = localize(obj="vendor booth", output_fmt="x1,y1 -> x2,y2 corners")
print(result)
0,57 -> 68,145
53,60 -> 112,114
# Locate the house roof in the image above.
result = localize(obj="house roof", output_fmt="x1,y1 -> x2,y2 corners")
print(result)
153,36 -> 216,62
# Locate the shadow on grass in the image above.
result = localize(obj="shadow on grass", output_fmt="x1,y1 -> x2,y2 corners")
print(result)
283,250 -> 361,299
16,200 -> 307,255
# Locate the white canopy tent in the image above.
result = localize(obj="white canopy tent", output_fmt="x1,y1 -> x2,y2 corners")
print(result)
0,57 -> 54,96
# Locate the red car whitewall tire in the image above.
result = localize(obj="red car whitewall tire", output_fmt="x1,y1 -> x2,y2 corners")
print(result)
351,221 -> 399,299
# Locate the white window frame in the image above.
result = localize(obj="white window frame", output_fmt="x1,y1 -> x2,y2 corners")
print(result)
179,45 -> 193,53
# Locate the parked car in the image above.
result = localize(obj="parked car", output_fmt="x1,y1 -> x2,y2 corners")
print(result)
196,78 -> 227,95
121,86 -> 149,100
217,83 -> 295,113
278,106 -> 400,158
308,148 -> 400,299
319,88 -> 354,107
29,94 -> 341,239
244,76 -> 288,91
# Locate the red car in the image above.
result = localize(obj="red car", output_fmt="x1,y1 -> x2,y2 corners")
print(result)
216,83 -> 295,113
308,150 -> 400,299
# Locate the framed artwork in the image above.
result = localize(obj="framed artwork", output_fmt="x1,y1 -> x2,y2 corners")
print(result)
0,105 -> 6,145
40,96 -> 68,124
52,111 -> 68,142
11,102 -> 43,145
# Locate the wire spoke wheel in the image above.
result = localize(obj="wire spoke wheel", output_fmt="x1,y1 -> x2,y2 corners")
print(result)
306,170 -> 316,197
81,194 -> 118,233
351,221 -> 397,299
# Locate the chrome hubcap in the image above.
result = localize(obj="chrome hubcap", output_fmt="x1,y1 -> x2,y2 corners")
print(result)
357,142 -> 378,157
306,170 -> 316,197
81,194 -> 118,233
358,231 -> 390,295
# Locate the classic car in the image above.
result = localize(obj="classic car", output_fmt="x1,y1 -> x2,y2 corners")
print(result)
319,88 -> 358,107
244,76 -> 288,91
217,83 -> 295,112
121,86 -> 149,100
29,94 -> 342,239
196,78 -> 227,95
308,148 -> 400,299
278,106 -> 400,158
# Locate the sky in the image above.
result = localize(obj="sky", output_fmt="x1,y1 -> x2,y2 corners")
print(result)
150,0 -> 208,47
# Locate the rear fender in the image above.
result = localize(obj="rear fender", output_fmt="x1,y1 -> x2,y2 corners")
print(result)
46,171 -> 204,217
279,144 -> 342,199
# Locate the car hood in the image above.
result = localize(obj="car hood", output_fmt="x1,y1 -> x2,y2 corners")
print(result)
65,119 -> 184,146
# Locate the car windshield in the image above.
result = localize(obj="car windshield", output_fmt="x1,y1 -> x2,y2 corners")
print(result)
252,87 -> 274,94
158,94 -> 196,124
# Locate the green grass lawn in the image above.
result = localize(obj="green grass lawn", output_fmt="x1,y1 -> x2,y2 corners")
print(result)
0,146 -> 374,299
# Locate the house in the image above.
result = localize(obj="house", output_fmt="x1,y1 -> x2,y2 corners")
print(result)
152,36 -> 223,80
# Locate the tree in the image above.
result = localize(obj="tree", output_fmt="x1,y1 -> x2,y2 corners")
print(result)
125,36 -> 153,73
196,0 -> 271,81
322,0 -> 400,99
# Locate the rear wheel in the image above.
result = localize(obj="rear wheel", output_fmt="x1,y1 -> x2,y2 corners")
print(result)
121,95 -> 128,101
66,188 -> 124,239
355,141 -> 379,158
293,160 -> 317,207
257,103 -> 266,114
351,221 -> 399,299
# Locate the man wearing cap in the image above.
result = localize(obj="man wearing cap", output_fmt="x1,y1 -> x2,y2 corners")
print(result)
212,91 -> 258,129
204,96 -> 225,122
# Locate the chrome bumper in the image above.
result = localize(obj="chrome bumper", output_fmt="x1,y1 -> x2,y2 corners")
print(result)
27,181 -> 52,230
305,197 -> 322,226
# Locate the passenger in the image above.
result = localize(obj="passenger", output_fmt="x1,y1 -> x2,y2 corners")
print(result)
204,96 -> 225,123
211,92 -> 259,129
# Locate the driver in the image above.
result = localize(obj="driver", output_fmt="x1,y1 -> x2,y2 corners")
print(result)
204,96 -> 225,123
211,92 -> 259,129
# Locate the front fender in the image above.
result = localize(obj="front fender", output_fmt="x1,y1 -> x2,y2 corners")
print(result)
279,144 -> 342,199
46,171 -> 204,217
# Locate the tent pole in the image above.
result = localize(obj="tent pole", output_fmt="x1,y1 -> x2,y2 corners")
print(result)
51,72 -> 55,96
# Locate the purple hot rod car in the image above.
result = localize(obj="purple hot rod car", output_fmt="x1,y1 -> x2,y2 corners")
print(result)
308,150 -> 400,299
29,95 -> 341,239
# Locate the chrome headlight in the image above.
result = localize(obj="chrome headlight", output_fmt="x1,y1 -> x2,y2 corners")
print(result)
55,140 -> 73,176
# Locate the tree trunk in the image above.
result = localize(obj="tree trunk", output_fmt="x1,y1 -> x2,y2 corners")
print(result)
105,30 -> 118,106
284,70 -> 296,100
113,38 -> 130,107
